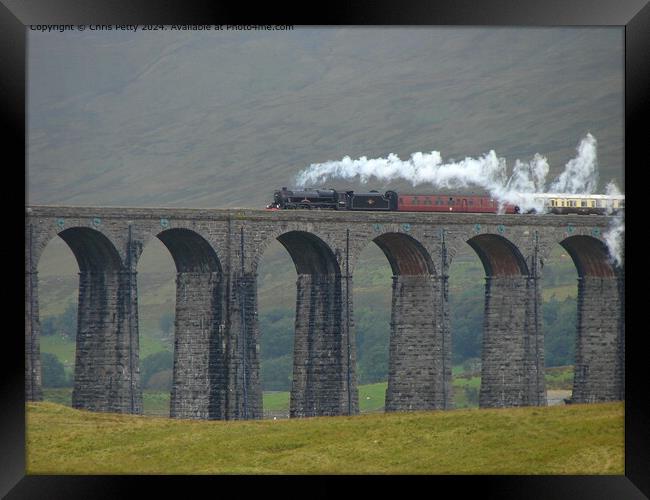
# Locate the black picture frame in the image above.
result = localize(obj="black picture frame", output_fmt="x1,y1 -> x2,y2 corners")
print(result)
4,1 -> 648,498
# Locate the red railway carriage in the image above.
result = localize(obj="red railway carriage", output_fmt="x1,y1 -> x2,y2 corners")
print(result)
397,194 -> 519,213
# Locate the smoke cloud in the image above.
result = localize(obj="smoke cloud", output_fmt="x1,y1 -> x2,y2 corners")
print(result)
294,133 -> 623,266
603,214 -> 624,268
548,133 -> 599,194
603,181 -> 624,267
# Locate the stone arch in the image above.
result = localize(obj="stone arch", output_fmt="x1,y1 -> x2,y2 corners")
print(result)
156,227 -> 222,273
25,223 -> 129,406
466,233 -> 529,276
149,228 -> 226,419
250,225 -> 341,276
261,229 -> 353,417
560,235 -> 616,277
42,226 -> 143,414
465,232 -> 544,408
362,232 -> 449,412
25,225 -> 125,404
372,232 -> 436,276
28,221 -> 125,273
57,227 -> 124,272
558,235 -> 623,403
276,230 -> 341,276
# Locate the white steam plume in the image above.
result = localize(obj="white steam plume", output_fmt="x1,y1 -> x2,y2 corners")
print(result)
603,181 -> 624,267
294,133 -> 623,265
548,133 -> 599,194
603,214 -> 624,268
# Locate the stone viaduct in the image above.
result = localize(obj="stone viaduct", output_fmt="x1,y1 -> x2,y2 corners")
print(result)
25,206 -> 624,419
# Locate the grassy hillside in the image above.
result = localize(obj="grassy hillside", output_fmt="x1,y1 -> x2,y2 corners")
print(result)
28,29 -> 623,209
26,401 -> 623,474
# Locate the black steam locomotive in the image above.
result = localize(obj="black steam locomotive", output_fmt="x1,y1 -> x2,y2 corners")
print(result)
266,187 -> 398,211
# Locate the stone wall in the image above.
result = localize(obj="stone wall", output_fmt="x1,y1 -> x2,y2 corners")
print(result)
25,270 -> 42,402
290,274 -> 358,417
224,272 -> 263,420
572,275 -> 625,403
72,270 -> 142,413
479,275 -> 546,408
386,275 -> 452,411
170,272 -> 225,419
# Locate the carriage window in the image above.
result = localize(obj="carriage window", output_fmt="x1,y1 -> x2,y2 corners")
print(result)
448,197 -> 454,206
581,201 -> 588,207
468,199 -> 474,206
424,198 -> 432,205
399,198 -> 404,204
412,197 -> 419,204
620,200 -> 625,208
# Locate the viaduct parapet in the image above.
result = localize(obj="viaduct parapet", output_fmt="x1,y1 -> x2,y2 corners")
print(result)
25,206 -> 624,419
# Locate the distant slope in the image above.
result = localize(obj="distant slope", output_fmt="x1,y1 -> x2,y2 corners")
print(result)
28,28 -> 623,209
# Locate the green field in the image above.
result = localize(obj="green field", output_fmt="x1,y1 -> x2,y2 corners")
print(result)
26,401 -> 623,474
545,365 -> 574,390
40,332 -> 170,367
42,366 -> 574,419
358,382 -> 389,412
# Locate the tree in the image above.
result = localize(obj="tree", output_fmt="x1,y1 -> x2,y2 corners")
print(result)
261,355 -> 293,391
58,302 -> 77,339
159,313 -> 174,338
146,370 -> 172,391
41,352 -> 68,387
259,308 -> 294,359
140,350 -> 174,388
450,286 -> 484,364
41,316 -> 57,336
544,296 -> 576,367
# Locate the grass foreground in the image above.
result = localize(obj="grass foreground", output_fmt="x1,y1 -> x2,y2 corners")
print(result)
26,401 -> 623,475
